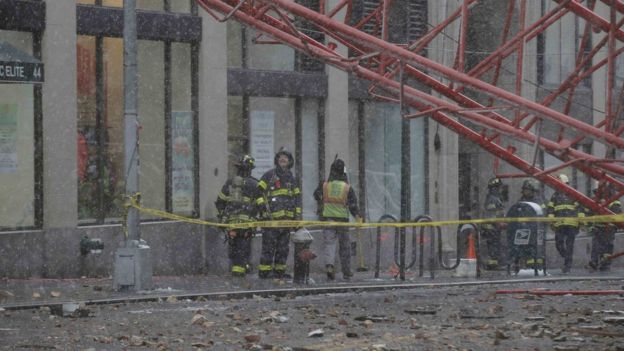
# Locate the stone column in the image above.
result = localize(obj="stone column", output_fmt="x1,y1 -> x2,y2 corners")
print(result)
198,11 -> 229,272
41,0 -> 78,228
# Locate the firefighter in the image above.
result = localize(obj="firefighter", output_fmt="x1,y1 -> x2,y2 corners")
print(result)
519,179 -> 545,205
516,179 -> 546,269
482,177 -> 506,269
256,148 -> 302,279
588,189 -> 622,272
215,155 -> 259,277
313,157 -> 361,281
547,174 -> 585,273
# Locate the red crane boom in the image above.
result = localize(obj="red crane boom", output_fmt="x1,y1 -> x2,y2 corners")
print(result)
196,0 -> 624,215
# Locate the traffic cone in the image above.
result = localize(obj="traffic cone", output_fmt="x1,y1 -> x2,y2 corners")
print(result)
455,230 -> 477,278
466,232 -> 476,259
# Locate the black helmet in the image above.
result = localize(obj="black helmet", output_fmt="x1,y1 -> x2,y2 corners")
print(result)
330,158 -> 346,177
274,148 -> 294,169
488,177 -> 502,188
522,179 -> 536,192
236,154 -> 255,171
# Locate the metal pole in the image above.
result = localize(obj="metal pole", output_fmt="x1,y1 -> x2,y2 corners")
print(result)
399,62 -> 409,281
113,0 -> 152,291
124,0 -> 140,243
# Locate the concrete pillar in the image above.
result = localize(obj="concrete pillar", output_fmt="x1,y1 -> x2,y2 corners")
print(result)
41,0 -> 78,228
198,11 -> 229,271
324,0 -> 350,172
198,12 -> 228,220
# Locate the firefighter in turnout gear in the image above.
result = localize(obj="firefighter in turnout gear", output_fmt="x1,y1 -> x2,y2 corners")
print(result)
314,157 -> 360,281
256,149 -> 302,279
588,187 -> 622,272
516,179 -> 546,269
215,155 -> 259,277
547,174 -> 585,273
482,177 -> 506,269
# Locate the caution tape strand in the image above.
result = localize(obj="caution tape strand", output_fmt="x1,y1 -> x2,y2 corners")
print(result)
126,197 -> 624,232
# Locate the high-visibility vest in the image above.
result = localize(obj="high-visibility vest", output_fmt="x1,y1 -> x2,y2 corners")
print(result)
322,181 -> 349,219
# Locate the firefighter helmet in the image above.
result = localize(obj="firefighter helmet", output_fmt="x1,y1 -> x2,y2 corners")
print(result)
330,158 -> 346,177
488,177 -> 502,188
274,148 -> 294,169
237,154 -> 255,171
522,179 -> 536,192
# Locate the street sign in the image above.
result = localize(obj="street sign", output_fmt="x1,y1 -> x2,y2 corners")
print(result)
0,41 -> 44,84
0,60 -> 44,84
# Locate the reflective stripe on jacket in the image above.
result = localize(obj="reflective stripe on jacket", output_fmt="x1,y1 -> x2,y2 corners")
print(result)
547,192 -> 584,228
322,181 -> 350,219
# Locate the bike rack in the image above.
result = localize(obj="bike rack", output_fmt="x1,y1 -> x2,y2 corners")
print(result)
374,214 -> 398,278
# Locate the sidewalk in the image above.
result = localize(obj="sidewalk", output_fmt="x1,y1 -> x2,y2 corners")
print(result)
1,268 -> 622,310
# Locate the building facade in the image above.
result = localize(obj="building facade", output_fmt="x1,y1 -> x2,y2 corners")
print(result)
1,0 -> 617,279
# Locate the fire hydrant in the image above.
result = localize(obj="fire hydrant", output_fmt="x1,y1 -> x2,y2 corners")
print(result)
292,227 -> 315,284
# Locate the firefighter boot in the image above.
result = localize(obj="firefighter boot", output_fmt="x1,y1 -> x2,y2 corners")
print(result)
326,264 -> 335,280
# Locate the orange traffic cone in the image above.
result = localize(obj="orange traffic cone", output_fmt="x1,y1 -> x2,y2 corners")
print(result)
466,231 -> 476,259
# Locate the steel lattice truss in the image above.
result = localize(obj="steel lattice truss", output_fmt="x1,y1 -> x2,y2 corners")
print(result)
196,0 -> 624,215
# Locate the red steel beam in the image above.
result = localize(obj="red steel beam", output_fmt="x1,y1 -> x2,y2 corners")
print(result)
195,0 -> 623,214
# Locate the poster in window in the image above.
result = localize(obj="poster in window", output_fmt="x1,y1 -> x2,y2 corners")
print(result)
172,111 -> 194,214
0,104 -> 18,173
250,110 -> 274,179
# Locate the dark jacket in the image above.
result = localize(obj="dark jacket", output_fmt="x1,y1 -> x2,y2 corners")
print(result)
215,176 -> 259,223
547,192 -> 585,228
256,167 -> 302,220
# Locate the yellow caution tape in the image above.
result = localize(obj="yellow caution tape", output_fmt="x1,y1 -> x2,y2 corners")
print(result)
127,196 -> 624,231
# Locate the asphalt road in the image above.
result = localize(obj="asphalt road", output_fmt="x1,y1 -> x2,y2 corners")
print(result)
1,278 -> 623,350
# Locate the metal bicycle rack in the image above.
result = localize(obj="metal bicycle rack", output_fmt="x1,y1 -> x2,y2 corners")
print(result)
374,214 -> 398,278
374,214 -> 472,279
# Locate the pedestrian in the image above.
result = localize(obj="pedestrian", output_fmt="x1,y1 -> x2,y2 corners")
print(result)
256,148 -> 302,279
314,157 -> 361,281
588,187 -> 621,272
547,173 -> 585,273
215,155 -> 259,277
482,177 -> 506,269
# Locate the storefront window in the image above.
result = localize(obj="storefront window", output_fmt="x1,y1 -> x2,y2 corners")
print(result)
171,42 -> 195,215
227,95 -> 247,175
249,97 -> 296,179
361,101 -> 425,222
138,40 -> 165,218
0,31 -> 35,229
78,35 -> 191,223
301,98 -> 320,220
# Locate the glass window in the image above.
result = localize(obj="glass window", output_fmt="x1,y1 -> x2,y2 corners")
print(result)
170,0 -> 191,13
245,26 -> 295,71
77,36 -> 124,222
137,0 -> 163,11
77,0 -> 96,4
138,40 -> 165,217
361,101 -> 425,222
226,19 -> 295,71
227,95 -> 247,175
0,30 -> 35,228
301,98 -> 320,220
171,42 -> 195,215
227,21 -> 243,68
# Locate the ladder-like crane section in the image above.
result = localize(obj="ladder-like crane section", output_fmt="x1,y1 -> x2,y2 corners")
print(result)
196,0 -> 624,215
